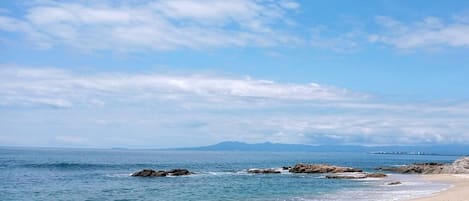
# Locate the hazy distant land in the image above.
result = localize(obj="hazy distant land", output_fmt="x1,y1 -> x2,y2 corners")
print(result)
175,141 -> 469,156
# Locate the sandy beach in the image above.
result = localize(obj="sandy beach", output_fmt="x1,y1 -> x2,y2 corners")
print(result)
410,174 -> 469,201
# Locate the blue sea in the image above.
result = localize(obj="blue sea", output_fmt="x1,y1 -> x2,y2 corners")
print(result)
0,148 -> 457,201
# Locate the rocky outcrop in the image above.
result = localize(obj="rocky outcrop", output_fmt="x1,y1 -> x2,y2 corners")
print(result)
290,163 -> 363,174
131,168 -> 192,177
247,169 -> 281,174
450,157 -> 469,173
376,163 -> 445,174
326,172 -> 387,179
376,157 -> 469,174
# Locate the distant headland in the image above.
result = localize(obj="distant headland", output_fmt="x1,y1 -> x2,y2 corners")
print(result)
173,141 -> 469,156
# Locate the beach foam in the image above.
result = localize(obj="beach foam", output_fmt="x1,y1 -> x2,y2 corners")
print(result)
294,174 -> 450,201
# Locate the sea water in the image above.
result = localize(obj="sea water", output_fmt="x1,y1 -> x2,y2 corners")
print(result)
0,148 -> 455,201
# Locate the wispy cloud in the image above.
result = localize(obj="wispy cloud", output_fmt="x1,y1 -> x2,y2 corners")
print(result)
0,66 -> 362,109
0,0 -> 301,51
310,25 -> 364,53
369,15 -> 469,50
3,1 -> 469,53
1,66 -> 469,147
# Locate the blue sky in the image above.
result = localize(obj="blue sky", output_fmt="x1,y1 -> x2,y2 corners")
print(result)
1,0 -> 469,148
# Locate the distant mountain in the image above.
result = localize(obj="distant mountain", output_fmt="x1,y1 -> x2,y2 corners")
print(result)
175,141 -> 469,155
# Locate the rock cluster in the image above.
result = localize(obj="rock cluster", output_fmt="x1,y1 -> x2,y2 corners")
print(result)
289,163 -> 363,173
247,169 -> 281,174
376,157 -> 469,174
131,168 -> 192,177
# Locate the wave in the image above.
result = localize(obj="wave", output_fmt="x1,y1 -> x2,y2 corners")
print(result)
20,162 -> 117,169
19,162 -> 158,170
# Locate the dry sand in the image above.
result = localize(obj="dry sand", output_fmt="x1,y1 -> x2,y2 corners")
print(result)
410,174 -> 469,201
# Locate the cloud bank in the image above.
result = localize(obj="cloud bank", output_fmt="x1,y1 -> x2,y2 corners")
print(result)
1,66 -> 469,147
0,67 -> 361,109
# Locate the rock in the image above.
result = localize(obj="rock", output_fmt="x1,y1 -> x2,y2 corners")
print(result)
326,172 -> 387,179
376,157 -> 469,174
448,157 -> 469,174
247,168 -> 281,174
131,169 -> 167,177
326,172 -> 368,179
453,157 -> 469,168
167,169 -> 192,176
366,173 -> 387,178
131,168 -> 192,177
387,181 -> 402,185
290,163 -> 362,174
282,166 -> 291,170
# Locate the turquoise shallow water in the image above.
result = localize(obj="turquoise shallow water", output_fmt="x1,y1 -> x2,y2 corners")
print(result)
0,148 -> 457,201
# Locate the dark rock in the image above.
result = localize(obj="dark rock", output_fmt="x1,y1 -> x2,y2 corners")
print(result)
247,168 -> 281,174
132,168 -> 192,177
167,169 -> 192,176
387,181 -> 402,185
290,163 -> 362,174
366,173 -> 387,178
131,169 -> 167,177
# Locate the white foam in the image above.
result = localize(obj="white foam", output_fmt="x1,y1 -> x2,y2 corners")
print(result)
453,174 -> 469,179
294,174 -> 450,201
106,173 -> 132,178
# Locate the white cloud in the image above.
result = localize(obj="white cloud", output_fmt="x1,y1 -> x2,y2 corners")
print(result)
0,0 -> 301,51
370,15 -> 469,49
1,66 -> 469,147
0,66 -> 362,109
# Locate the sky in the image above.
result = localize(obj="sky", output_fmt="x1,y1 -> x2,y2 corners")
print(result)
1,0 -> 469,148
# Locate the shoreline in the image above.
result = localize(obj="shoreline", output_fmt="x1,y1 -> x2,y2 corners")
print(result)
409,174 -> 469,201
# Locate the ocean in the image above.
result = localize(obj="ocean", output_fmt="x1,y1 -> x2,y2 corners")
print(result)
0,148 -> 457,201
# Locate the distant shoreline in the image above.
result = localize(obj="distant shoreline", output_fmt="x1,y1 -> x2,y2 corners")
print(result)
369,151 -> 466,157
409,174 -> 469,201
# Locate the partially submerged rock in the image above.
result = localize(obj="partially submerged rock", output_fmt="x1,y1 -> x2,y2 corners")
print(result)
131,169 -> 167,177
166,169 -> 192,176
247,169 -> 281,174
366,173 -> 387,178
326,172 -> 387,179
290,163 -> 363,174
376,157 -> 469,174
387,181 -> 402,185
131,168 -> 192,177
